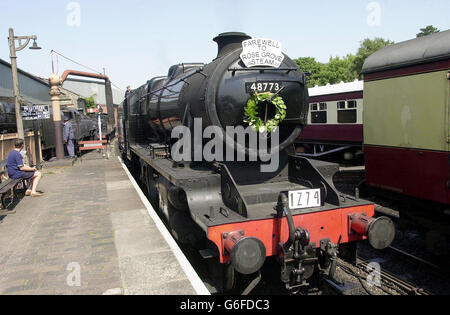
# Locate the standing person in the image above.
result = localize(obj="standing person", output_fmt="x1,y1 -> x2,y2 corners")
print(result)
63,116 -> 75,159
7,139 -> 43,197
125,86 -> 132,98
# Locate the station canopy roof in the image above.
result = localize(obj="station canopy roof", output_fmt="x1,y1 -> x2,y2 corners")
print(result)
362,29 -> 450,74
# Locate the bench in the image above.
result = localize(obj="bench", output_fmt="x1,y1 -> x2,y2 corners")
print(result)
0,159 -> 28,210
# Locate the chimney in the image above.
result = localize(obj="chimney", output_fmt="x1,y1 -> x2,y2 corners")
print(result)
213,32 -> 252,58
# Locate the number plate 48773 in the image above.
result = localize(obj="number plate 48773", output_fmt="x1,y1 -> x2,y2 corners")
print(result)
288,189 -> 321,210
246,82 -> 283,93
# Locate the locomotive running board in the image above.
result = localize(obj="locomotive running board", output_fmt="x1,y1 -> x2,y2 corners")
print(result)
218,157 -> 341,218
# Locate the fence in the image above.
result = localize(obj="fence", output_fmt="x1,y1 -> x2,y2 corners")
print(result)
0,132 -> 42,166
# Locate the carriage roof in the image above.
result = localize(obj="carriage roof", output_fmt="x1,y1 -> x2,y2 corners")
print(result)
308,80 -> 363,97
362,29 -> 450,74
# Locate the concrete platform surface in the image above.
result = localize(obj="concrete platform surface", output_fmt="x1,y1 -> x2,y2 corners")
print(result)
0,151 -> 209,295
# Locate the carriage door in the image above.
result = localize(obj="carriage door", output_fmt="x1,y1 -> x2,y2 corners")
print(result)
447,70 -> 449,204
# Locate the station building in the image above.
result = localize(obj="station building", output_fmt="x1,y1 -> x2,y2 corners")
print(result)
0,58 -> 83,110
0,58 -> 123,114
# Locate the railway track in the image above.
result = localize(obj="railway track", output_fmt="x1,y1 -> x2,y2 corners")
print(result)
385,245 -> 448,274
324,258 -> 432,295
356,259 -> 431,295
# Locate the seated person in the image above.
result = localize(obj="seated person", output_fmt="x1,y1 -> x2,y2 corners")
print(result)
7,139 -> 43,197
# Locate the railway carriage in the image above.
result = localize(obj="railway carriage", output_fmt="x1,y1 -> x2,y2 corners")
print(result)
297,81 -> 364,161
121,32 -> 394,292
362,30 -> 450,206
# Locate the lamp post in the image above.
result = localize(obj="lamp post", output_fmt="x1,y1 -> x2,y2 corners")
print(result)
49,74 -> 65,160
8,27 -> 41,140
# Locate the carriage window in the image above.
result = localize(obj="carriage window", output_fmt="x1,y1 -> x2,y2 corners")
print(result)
337,100 -> 357,123
338,110 -> 357,123
347,100 -> 357,108
311,102 -> 327,124
312,112 -> 327,124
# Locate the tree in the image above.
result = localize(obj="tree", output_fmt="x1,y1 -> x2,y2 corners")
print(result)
295,37 -> 393,87
417,25 -> 440,37
293,57 -> 324,88
295,55 -> 359,87
84,96 -> 96,112
352,38 -> 394,78
317,55 -> 358,86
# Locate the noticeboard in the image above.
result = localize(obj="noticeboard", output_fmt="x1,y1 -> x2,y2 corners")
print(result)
21,105 -> 50,121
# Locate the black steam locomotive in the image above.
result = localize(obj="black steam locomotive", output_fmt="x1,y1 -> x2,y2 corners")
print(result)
0,101 -> 98,159
120,32 -> 394,292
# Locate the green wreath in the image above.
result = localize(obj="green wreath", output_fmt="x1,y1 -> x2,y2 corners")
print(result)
243,92 -> 287,133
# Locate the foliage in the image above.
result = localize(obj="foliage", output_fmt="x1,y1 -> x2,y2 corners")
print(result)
319,55 -> 358,85
244,92 -> 286,133
84,96 -> 96,111
352,38 -> 394,78
294,57 -> 324,88
417,25 -> 440,37
295,37 -> 394,86
295,55 -> 359,87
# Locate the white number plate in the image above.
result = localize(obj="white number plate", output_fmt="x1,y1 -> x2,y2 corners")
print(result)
288,189 -> 321,210
246,81 -> 283,93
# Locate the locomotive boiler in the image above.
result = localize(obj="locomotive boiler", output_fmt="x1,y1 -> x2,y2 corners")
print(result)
121,32 -> 395,292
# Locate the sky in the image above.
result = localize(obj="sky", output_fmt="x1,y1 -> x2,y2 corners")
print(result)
1,0 -> 449,91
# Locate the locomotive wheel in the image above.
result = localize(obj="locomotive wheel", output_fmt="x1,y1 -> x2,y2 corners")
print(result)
205,256 -> 236,293
130,153 -> 140,174
223,263 -> 236,292
146,173 -> 159,209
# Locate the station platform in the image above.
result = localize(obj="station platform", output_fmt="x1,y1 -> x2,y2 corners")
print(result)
0,149 -> 210,295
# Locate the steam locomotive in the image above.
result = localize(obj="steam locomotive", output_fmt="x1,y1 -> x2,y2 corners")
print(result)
0,101 -> 98,159
120,32 -> 395,292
